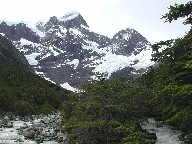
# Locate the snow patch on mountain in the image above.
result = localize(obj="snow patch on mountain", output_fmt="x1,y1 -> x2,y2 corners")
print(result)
91,52 -> 134,78
70,28 -> 83,37
36,70 -> 79,92
90,48 -> 154,78
123,33 -> 132,40
0,33 -> 5,36
60,82 -> 79,92
59,12 -> 79,22
57,26 -> 67,35
81,24 -> 89,30
20,38 -> 40,47
35,71 -> 44,75
0,20 -> 45,37
82,41 -> 154,78
67,59 -> 79,69
25,53 -> 41,65
49,46 -> 60,56
0,20 -> 21,26
40,53 -> 51,60
83,41 -> 104,54
24,22 -> 46,37
132,45 -> 154,70
44,77 -> 56,84
60,25 -> 67,32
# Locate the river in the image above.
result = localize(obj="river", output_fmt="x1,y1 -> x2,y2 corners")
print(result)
0,116 -> 185,144
0,113 -> 66,144
141,118 -> 184,144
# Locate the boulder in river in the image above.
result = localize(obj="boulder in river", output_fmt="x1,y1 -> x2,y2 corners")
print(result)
24,130 -> 35,139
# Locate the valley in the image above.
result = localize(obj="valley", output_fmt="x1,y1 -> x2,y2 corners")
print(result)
0,1 -> 191,143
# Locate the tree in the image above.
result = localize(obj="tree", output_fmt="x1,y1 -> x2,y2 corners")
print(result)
162,1 -> 192,25
148,1 -> 192,133
61,77 -> 156,144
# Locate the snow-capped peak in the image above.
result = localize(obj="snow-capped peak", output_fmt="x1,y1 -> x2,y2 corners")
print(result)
0,12 -> 154,89
59,12 -> 80,22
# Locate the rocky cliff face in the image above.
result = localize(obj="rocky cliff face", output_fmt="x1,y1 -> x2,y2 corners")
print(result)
111,28 -> 149,55
0,22 -> 40,42
0,12 -> 154,90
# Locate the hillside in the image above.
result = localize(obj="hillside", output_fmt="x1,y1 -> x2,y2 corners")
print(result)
0,35 -> 72,116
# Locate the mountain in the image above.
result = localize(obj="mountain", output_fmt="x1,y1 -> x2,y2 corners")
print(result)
0,12 -> 154,90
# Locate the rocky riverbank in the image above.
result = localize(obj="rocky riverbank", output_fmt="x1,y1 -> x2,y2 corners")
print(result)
0,112 -> 67,144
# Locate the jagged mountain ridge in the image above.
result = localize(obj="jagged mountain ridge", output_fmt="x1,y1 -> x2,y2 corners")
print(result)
0,12 -> 154,90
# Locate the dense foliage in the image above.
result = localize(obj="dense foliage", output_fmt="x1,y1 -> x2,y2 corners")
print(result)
0,70 -> 72,116
162,1 -> 192,25
142,32 -> 192,133
145,0 -> 192,133
61,77 -> 156,144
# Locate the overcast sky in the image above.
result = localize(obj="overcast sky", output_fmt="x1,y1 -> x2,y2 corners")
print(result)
0,0 -> 190,43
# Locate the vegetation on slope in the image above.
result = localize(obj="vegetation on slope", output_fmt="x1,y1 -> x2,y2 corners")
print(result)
61,76 -> 155,144
0,35 -> 72,116
0,70 -> 72,116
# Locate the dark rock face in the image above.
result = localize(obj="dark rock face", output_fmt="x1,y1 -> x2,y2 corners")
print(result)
47,16 -> 59,26
110,67 -> 134,79
0,22 -> 40,43
0,12 -> 153,89
111,28 -> 149,55
64,13 -> 89,28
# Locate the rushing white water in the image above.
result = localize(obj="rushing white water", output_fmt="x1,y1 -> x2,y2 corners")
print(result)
0,121 -> 36,144
1,117 -> 185,144
0,118 -> 61,144
141,118 -> 184,144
